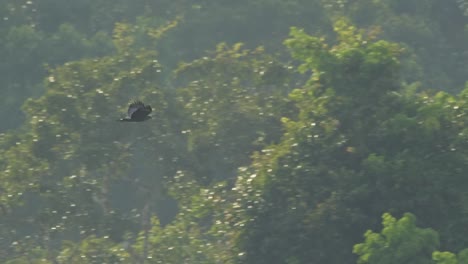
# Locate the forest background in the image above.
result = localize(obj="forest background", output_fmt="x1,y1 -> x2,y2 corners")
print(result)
1,0 -> 468,263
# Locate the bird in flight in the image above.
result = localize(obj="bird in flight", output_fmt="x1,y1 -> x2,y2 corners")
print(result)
119,101 -> 152,122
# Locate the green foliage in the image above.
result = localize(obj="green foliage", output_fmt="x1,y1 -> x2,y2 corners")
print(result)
346,0 -> 468,91
0,12 -> 293,263
433,249 -> 468,264
285,19 -> 402,98
0,20 -> 178,262
0,1 -> 468,263
234,21 -> 468,264
353,213 -> 468,264
175,42 -> 293,183
0,20 -> 114,130
353,213 -> 439,264
57,236 -> 128,263
433,251 -> 458,264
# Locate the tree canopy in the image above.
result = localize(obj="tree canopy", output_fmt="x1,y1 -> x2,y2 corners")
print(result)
0,0 -> 467,263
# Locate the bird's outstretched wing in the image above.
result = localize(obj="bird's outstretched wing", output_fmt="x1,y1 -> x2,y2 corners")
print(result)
127,101 -> 145,118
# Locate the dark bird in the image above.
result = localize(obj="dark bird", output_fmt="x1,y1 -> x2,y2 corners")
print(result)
119,101 -> 152,122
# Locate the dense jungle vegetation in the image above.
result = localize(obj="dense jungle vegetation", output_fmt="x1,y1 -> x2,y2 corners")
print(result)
1,0 -> 468,263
